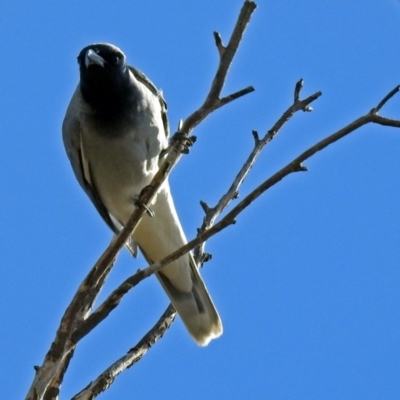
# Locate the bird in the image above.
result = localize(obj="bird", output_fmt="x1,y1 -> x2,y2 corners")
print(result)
62,43 -> 223,346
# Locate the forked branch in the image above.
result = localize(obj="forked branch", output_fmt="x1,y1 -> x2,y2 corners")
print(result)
73,84 -> 400,399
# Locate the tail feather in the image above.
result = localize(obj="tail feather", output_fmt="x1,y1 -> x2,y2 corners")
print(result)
156,254 -> 223,346
132,185 -> 223,345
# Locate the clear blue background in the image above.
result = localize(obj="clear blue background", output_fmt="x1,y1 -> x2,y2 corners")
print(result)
2,1 -> 400,399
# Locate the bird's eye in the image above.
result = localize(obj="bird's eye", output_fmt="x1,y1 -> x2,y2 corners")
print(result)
113,55 -> 121,64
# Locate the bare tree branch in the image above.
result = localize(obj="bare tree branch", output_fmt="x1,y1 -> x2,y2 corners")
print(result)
73,85 -> 400,399
371,85 -> 400,113
25,0 -> 400,397
180,0 -> 257,133
195,80 -> 321,259
26,2 -> 258,399
218,86 -> 400,224
143,89 -> 400,286
72,305 -> 176,400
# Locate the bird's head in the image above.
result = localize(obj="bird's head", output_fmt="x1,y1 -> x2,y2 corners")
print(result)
77,43 -> 131,111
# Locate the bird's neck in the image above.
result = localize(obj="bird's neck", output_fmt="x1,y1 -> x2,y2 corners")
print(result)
81,80 -> 135,120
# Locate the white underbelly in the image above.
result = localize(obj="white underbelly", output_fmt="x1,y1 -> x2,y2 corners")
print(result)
83,130 -> 160,224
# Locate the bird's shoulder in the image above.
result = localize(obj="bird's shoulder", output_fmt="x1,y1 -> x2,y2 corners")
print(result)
128,66 -> 169,139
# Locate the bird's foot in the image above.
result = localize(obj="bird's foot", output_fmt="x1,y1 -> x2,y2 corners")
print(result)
160,132 -> 196,158
171,131 -> 197,154
134,186 -> 155,217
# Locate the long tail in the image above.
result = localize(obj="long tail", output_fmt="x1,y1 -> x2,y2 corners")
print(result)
156,254 -> 223,346
132,184 -> 223,345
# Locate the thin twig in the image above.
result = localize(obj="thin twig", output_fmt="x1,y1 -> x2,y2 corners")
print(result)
371,85 -> 400,113
180,0 -> 257,133
72,306 -> 176,400
294,78 -> 303,102
213,32 -> 225,57
195,82 -> 321,258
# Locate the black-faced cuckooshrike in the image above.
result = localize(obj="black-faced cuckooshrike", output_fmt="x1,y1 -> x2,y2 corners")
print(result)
62,43 -> 222,346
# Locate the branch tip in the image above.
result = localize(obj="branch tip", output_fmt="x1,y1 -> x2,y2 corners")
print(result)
213,31 -> 225,57
245,0 -> 258,10
252,130 -> 260,144
219,85 -> 255,107
371,85 -> 400,114
181,0 -> 256,133
294,79 -> 304,102
200,200 -> 211,214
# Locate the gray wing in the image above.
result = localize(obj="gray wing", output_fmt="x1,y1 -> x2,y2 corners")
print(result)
129,66 -> 170,140
62,87 -> 138,255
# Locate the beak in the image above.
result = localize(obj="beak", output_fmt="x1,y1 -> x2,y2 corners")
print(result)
85,49 -> 105,68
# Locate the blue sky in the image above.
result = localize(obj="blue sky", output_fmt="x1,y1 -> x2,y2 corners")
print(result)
2,1 -> 400,399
